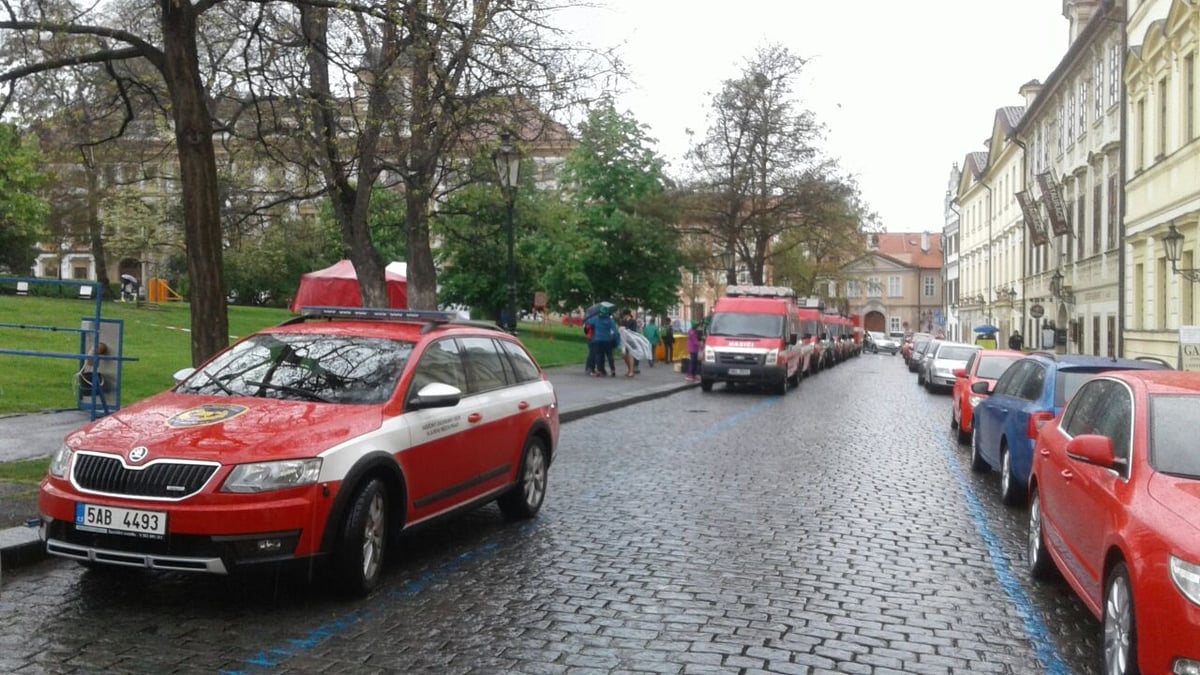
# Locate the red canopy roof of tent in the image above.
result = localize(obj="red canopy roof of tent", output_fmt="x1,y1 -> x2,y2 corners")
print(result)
289,259 -> 408,313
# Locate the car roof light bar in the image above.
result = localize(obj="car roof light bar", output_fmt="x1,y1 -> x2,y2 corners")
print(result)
298,306 -> 459,323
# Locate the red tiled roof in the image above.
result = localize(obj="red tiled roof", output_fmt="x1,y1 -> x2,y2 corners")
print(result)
870,232 -> 943,269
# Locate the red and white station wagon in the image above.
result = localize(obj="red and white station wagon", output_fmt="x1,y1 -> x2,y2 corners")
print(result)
39,307 -> 559,594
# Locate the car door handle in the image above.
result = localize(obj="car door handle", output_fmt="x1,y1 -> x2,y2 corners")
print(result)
1061,469 -> 1074,481
467,413 -> 483,424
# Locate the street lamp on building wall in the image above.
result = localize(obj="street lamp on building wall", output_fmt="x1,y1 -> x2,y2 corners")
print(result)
1162,223 -> 1200,283
1049,268 -> 1075,305
493,131 -> 521,333
974,293 -> 986,306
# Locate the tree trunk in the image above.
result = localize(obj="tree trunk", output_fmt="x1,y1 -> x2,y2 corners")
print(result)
404,0 -> 437,311
84,161 -> 110,298
160,1 -> 228,365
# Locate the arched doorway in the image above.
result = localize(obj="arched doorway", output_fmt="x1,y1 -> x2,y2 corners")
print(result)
864,310 -> 885,333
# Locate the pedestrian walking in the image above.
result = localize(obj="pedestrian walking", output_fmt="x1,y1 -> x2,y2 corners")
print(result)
583,321 -> 596,374
661,319 -> 675,366
1008,330 -> 1023,351
584,306 -> 620,377
621,311 -> 640,374
642,318 -> 660,367
686,320 -> 702,382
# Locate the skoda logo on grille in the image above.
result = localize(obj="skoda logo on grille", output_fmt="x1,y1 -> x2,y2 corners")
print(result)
128,446 -> 149,463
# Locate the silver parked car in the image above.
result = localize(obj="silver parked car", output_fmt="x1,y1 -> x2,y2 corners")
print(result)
924,341 -> 982,391
866,331 -> 900,355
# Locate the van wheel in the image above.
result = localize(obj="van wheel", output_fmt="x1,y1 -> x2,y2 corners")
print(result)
700,379 -> 713,392
334,478 -> 388,596
498,435 -> 548,519
772,376 -> 787,395
787,369 -> 800,388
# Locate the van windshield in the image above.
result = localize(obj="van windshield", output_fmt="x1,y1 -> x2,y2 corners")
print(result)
709,312 -> 785,338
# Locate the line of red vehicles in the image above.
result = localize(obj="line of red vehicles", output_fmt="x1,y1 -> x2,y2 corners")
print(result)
698,285 -> 861,394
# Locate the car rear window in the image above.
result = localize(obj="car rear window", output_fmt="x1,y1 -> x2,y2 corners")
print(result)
1150,395 -> 1200,478
977,355 -> 1020,379
937,346 -> 978,361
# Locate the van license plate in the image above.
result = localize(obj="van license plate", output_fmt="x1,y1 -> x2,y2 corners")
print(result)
728,368 -> 751,376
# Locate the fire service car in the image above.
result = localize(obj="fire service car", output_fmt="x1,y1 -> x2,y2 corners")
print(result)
39,307 -> 559,595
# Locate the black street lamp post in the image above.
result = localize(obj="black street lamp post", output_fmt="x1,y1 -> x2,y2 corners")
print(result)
494,132 -> 521,333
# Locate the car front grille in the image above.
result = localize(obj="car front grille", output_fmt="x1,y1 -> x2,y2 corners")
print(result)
73,452 -> 219,500
715,352 -> 765,366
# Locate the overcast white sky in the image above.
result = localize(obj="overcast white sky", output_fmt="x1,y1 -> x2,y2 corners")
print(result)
559,0 -> 1072,233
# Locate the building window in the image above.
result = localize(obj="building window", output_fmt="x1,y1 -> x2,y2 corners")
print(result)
923,275 -> 935,298
1186,54 -> 1196,142
847,280 -> 860,297
1134,262 -> 1145,331
1094,59 -> 1104,120
1078,79 -> 1088,136
889,316 -> 902,333
1184,251 -> 1196,327
1107,173 -> 1119,250
1092,182 -> 1102,257
1157,257 -> 1168,331
1066,195 -> 1076,262
888,276 -> 902,298
867,276 -> 881,298
72,266 -> 89,280
1093,316 -> 1101,356
1137,99 -> 1146,170
1067,91 -> 1076,143
1158,77 -> 1168,158
1057,108 -> 1065,154
1109,42 -> 1120,108
1077,194 -> 1086,260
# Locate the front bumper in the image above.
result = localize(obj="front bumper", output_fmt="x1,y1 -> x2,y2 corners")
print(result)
39,480 -> 334,573
700,362 -> 785,385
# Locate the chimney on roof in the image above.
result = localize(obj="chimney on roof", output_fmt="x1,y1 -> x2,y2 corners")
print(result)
921,232 -> 930,253
1019,80 -> 1043,108
1064,0 -> 1101,45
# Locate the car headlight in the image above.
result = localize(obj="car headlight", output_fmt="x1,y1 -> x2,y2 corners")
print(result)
766,349 -> 780,365
222,458 -> 322,493
1170,556 -> 1200,606
49,444 -> 73,478
968,396 -> 984,408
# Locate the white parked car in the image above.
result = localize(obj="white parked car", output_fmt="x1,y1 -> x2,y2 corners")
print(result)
924,342 -> 982,391
866,331 -> 900,355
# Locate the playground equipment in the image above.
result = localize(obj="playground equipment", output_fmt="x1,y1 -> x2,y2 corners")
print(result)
0,277 -> 136,420
147,277 -> 184,303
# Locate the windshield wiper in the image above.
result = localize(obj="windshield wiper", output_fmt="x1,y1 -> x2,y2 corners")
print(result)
245,380 -> 331,403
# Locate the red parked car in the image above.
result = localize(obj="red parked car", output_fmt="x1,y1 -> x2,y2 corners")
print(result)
1027,370 -> 1200,675
950,348 -> 1022,444
39,307 -> 559,595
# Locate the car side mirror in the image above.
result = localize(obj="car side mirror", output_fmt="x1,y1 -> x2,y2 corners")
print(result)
1065,434 -> 1118,469
953,368 -> 967,378
408,382 -> 463,410
970,381 -> 992,395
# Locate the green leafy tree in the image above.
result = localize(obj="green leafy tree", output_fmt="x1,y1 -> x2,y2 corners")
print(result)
0,124 -> 50,274
433,158 -> 569,321
224,218 -> 340,307
555,99 -> 682,314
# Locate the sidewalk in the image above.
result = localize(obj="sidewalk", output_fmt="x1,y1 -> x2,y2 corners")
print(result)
0,360 -> 696,571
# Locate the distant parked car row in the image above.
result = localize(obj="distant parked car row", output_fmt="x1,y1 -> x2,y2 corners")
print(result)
913,343 -> 1199,674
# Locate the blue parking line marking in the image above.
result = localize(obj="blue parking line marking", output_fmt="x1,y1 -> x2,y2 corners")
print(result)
223,543 -> 499,673
690,397 -> 782,443
942,442 -> 1071,675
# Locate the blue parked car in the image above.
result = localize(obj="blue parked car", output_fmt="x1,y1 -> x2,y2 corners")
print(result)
970,352 -> 1169,506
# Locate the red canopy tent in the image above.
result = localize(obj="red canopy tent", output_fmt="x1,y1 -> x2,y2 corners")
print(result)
289,259 -> 408,313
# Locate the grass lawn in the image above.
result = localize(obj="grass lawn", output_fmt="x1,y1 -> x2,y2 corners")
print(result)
0,295 -> 586,417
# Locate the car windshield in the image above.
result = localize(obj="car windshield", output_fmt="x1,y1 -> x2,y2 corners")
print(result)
1150,395 -> 1200,478
936,346 -> 978,361
708,312 -> 784,338
177,332 -> 415,404
977,355 -> 1020,379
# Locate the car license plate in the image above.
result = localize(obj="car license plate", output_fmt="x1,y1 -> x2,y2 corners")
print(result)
76,503 -> 167,538
728,368 -> 751,376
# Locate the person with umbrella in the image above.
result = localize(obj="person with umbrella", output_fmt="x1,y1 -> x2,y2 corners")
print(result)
584,305 -> 620,377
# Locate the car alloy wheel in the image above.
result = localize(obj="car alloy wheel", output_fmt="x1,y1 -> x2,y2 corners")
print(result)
335,478 -> 388,595
498,436 -> 548,519
1103,563 -> 1139,675
1001,446 -> 1025,506
1027,491 -> 1056,581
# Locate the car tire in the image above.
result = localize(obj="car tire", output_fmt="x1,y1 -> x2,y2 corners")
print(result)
772,375 -> 787,396
957,424 -> 972,446
334,477 -> 388,596
700,379 -> 713,392
950,407 -> 958,429
1000,445 -> 1026,506
970,431 -> 989,473
1027,490 -> 1057,581
1104,562 -> 1140,675
498,435 -> 549,520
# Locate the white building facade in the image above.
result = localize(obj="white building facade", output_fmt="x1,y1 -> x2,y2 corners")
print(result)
943,165 -> 962,342
1013,0 -> 1126,356
1122,0 -> 1200,365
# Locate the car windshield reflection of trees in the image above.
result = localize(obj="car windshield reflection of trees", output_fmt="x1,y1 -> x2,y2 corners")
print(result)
709,314 -> 784,338
179,334 -> 414,404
